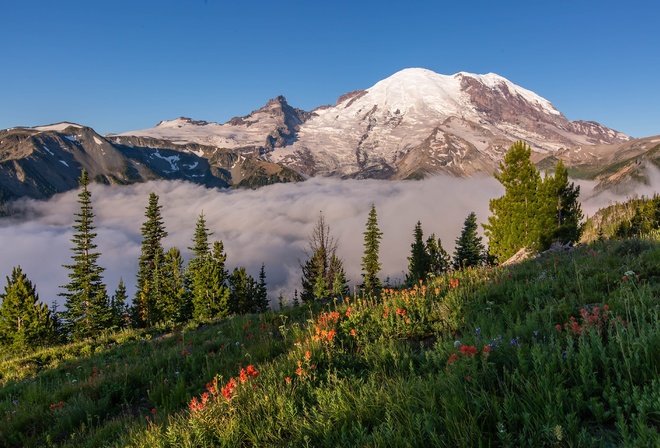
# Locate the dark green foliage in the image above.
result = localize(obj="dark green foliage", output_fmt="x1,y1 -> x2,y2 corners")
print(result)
159,247 -> 189,323
361,204 -> 383,295
484,142 -> 541,262
255,264 -> 269,312
301,213 -> 347,302
426,234 -> 451,276
110,278 -> 129,329
485,142 -> 584,262
406,221 -> 430,284
191,241 -> 230,320
538,160 -> 584,248
0,266 -> 55,350
229,267 -> 258,314
453,212 -> 486,269
59,170 -> 111,340
133,192 -> 168,327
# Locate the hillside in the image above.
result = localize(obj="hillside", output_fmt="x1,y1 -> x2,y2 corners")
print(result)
1,237 -> 658,447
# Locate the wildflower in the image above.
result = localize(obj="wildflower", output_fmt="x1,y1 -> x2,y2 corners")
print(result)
482,345 -> 492,355
221,378 -> 237,400
304,350 -> 312,360
246,365 -> 258,378
151,408 -> 157,414
285,377 -> 291,384
459,345 -> 478,356
396,308 -> 407,317
448,353 -> 459,364
296,367 -> 304,376
510,337 -> 520,347
350,329 -> 357,337
454,340 -> 462,348
239,369 -> 249,383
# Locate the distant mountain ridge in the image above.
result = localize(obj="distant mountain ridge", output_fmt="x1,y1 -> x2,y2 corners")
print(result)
1,68 -> 658,205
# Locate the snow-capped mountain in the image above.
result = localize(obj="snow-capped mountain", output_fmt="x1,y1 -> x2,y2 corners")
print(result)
112,96 -> 309,156
2,68 -> 655,206
0,123 -> 301,204
117,68 -> 630,179
276,68 -> 629,178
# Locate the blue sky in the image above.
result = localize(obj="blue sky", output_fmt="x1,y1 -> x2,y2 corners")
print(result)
1,0 -> 658,138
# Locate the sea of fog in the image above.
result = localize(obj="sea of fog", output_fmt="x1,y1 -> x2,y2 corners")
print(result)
0,174 -> 650,308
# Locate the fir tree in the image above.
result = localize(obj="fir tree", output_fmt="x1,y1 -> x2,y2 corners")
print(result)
538,160 -> 584,248
484,141 -> 542,263
110,278 -> 129,329
300,212 -> 345,302
255,264 -> 269,312
133,192 -> 168,327
406,221 -> 430,284
277,291 -> 287,310
0,266 -> 55,350
229,267 -> 258,314
330,253 -> 349,299
160,247 -> 188,323
60,170 -> 111,340
361,204 -> 383,296
426,234 -> 451,276
191,241 -> 230,320
453,212 -> 486,269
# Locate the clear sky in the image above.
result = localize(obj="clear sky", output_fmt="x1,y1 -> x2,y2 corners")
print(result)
1,0 -> 658,138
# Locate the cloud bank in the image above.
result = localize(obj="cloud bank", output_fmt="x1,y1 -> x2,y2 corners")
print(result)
0,173 -> 655,308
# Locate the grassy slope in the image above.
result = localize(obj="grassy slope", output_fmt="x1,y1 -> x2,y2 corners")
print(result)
1,238 -> 659,447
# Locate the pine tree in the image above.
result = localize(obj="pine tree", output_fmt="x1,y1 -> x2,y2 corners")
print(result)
329,253 -> 349,299
406,221 -> 430,284
453,212 -> 486,269
0,266 -> 55,350
133,192 -> 168,327
160,247 -> 188,323
484,141 -> 542,263
426,234 -> 451,276
60,170 -> 111,340
229,267 -> 258,314
191,241 -> 230,320
300,212 -> 345,302
110,278 -> 129,329
277,292 -> 287,310
543,160 -> 583,246
255,264 -> 269,312
361,204 -> 383,296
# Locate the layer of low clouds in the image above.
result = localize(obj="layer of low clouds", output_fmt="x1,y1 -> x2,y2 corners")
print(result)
0,173 -> 655,308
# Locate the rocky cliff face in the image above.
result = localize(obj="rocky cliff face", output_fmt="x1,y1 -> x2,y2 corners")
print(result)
2,68 -> 655,205
0,122 -> 302,204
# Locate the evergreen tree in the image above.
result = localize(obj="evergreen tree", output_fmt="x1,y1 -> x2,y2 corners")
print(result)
133,192 -> 168,327
191,241 -> 230,320
360,204 -> 383,295
538,160 -> 584,248
277,292 -> 287,310
60,170 -> 111,340
484,141 -> 542,263
255,264 -> 269,312
229,267 -> 258,314
160,247 -> 188,323
300,213 -> 345,302
0,266 -> 55,350
406,221 -> 430,284
190,211 -> 211,259
426,234 -> 451,276
453,212 -> 486,269
329,253 -> 349,299
110,278 -> 129,329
